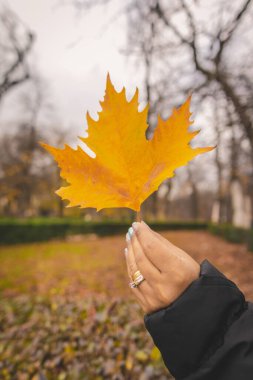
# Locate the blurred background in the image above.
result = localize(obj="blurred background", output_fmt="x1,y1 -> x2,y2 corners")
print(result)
1,1 -> 253,379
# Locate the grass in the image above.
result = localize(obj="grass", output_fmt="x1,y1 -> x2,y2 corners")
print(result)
0,235 -> 129,298
0,235 -> 171,379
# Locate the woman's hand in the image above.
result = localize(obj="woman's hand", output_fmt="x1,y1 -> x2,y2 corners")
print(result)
124,221 -> 200,315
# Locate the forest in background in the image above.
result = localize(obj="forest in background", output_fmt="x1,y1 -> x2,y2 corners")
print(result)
0,0 -> 253,229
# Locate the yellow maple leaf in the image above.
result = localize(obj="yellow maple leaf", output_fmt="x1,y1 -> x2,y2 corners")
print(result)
40,74 -> 214,212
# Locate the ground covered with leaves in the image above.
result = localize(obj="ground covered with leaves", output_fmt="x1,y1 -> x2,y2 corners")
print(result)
1,230 -> 253,379
0,295 -> 168,380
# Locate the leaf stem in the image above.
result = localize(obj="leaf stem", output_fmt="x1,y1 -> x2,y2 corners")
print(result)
136,210 -> 142,222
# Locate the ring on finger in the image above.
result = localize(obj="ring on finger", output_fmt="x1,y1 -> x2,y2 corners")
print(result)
133,270 -> 142,281
129,271 -> 145,288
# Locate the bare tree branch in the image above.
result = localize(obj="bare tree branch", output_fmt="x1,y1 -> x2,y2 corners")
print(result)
0,7 -> 34,102
215,0 -> 252,64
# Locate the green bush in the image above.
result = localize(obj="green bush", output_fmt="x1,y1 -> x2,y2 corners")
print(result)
0,218 -> 208,245
209,223 -> 253,251
208,223 -> 247,243
247,230 -> 253,252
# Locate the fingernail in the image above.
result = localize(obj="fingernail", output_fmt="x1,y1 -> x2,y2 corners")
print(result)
132,222 -> 140,231
126,232 -> 131,242
128,226 -> 134,238
124,247 -> 128,256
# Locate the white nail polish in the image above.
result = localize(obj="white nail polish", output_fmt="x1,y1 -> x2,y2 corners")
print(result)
126,232 -> 131,242
132,222 -> 139,231
128,226 -> 134,237
124,247 -> 128,256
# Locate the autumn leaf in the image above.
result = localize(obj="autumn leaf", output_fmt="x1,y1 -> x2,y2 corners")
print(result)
40,74 -> 214,211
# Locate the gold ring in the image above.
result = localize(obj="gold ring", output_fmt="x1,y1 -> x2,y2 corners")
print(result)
129,270 -> 145,288
129,281 -> 137,288
133,270 -> 141,281
134,274 -> 145,286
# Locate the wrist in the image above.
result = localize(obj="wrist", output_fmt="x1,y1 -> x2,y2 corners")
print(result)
175,261 -> 200,302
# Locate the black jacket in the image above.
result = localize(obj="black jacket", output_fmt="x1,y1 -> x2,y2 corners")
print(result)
144,260 -> 253,380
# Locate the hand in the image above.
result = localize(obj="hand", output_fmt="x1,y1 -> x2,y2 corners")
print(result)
124,221 -> 200,314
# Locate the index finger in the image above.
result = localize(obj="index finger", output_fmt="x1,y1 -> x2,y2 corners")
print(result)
131,231 -> 161,281
132,221 -> 175,271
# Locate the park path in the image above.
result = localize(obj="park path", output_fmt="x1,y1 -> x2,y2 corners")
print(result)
1,230 -> 253,301
84,230 -> 253,301
162,230 -> 253,300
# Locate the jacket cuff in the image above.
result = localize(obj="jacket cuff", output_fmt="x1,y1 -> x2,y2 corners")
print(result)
144,259 -> 247,379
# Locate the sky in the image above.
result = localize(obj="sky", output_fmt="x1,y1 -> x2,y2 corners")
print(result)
0,0 -> 218,191
0,0 -> 215,156
1,0 -> 144,134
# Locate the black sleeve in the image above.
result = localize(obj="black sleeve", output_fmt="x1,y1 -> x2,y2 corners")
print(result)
144,259 -> 253,380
